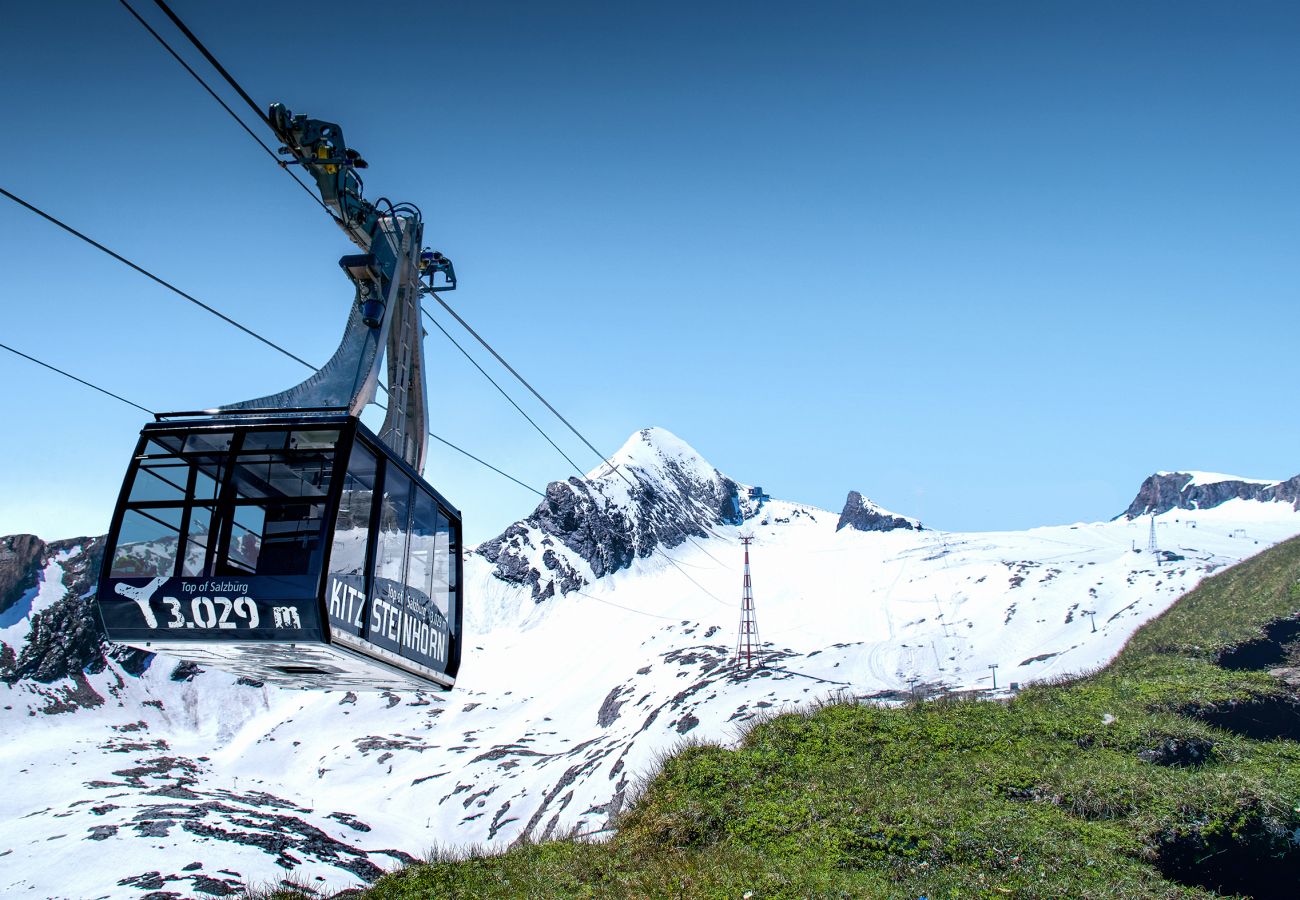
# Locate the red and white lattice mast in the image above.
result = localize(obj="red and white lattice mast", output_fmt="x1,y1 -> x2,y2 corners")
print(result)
734,534 -> 762,669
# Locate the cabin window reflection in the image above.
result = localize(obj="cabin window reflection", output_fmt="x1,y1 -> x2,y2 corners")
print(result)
217,495 -> 329,577
111,507 -> 184,577
406,489 -> 438,607
431,507 -> 452,623
257,502 -> 329,575
127,461 -> 188,504
112,427 -> 341,581
224,505 -> 266,574
373,468 -> 413,590
330,443 -> 378,579
228,449 -> 333,500
448,510 -> 460,633
180,506 -> 213,577
183,431 -> 233,454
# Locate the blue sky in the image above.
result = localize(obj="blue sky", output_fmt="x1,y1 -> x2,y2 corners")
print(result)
2,1 -> 1298,545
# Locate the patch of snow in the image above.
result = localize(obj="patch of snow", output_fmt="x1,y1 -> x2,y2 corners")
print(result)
1158,470 -> 1281,487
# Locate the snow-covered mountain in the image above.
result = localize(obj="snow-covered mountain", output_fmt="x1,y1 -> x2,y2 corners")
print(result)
3,431 -> 1300,899
476,428 -> 758,602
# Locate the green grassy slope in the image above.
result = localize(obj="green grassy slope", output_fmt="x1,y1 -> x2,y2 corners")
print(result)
271,535 -> 1300,899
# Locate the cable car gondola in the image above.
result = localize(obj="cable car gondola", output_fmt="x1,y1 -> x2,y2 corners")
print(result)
95,104 -> 462,691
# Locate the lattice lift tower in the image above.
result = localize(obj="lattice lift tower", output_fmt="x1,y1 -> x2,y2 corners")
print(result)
734,535 -> 762,669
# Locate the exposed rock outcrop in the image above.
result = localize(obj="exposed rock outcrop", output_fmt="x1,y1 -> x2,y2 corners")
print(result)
0,533 -> 151,685
0,533 -> 46,617
1123,472 -> 1300,518
476,427 -> 755,600
835,490 -> 919,533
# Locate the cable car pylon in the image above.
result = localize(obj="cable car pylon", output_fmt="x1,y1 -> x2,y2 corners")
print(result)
733,535 -> 762,669
94,104 -> 463,692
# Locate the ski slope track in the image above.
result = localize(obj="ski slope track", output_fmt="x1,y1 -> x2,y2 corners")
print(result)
3,427 -> 1299,898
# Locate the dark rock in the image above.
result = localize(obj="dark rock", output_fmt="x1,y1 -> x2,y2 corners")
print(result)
1217,617 -> 1300,671
113,756 -> 201,787
1152,799 -> 1300,899
134,819 -> 175,838
180,811 -> 389,882
597,686 -> 630,728
835,491 -> 918,533
1,534 -> 152,685
1180,695 -> 1300,742
119,872 -> 168,890
112,642 -> 154,676
190,875 -> 238,896
0,534 -> 45,618
488,801 -> 517,841
327,812 -> 372,833
5,590 -> 108,684
540,549 -> 584,601
1123,472 -> 1300,518
171,661 -> 204,682
1137,736 -> 1215,767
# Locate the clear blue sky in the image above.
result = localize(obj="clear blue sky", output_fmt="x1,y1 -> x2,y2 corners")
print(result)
2,1 -> 1298,545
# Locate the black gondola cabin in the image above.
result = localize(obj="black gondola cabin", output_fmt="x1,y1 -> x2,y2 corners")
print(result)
96,412 -> 462,691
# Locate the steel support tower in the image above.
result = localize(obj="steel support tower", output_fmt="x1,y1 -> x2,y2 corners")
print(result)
733,535 -> 762,669
1148,514 -> 1159,563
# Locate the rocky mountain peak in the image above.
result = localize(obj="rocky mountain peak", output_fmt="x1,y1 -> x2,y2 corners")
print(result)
594,427 -> 716,482
835,491 -> 920,533
477,428 -> 755,601
1122,471 -> 1300,518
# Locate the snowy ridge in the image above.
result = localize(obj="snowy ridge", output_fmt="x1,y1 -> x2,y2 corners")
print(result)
1124,470 -> 1300,518
1159,471 -> 1281,487
3,431 -> 1300,898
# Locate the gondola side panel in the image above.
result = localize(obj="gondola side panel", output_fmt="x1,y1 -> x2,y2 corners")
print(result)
99,575 -> 325,642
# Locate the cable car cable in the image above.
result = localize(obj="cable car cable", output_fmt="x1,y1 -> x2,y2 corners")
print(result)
0,186 -> 318,371
425,430 -> 545,498
427,294 -> 732,603
421,307 -> 586,479
429,292 -> 636,490
570,589 -> 679,621
3,191 -> 543,502
151,0 -> 273,130
0,341 -> 154,415
118,0 -> 340,224
5,330 -> 544,503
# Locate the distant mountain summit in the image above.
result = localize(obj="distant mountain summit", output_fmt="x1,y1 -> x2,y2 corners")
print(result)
836,491 -> 920,533
476,427 -> 758,600
1123,471 -> 1300,518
